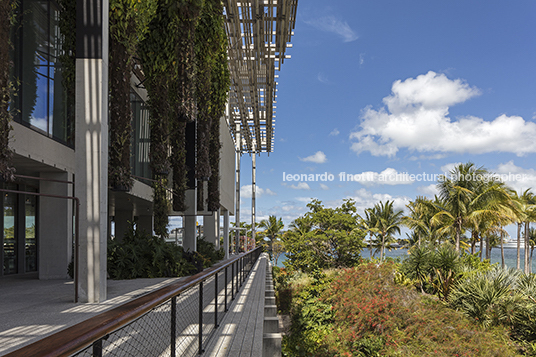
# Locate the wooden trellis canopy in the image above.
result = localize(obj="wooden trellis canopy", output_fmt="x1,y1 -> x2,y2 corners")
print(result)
223,0 -> 297,154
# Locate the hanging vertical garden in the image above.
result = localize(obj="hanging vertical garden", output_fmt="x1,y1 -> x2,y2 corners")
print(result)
0,0 -> 16,182
137,0 -> 229,237
108,0 -> 157,191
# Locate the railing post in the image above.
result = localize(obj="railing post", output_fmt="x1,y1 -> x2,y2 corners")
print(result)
235,259 -> 240,294
171,296 -> 176,357
231,262 -> 235,300
215,272 -> 219,328
199,282 -> 204,355
92,339 -> 103,357
225,266 -> 228,311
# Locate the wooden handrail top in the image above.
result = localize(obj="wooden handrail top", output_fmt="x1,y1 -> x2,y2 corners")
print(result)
5,247 -> 262,357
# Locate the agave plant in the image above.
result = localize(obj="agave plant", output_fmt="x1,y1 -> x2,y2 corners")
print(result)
448,266 -> 522,328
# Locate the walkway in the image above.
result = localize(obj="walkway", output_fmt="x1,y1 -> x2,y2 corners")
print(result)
204,253 -> 266,356
0,253 -> 275,356
0,275 -> 187,355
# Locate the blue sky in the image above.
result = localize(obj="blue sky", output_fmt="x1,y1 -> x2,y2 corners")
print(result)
236,0 -> 536,238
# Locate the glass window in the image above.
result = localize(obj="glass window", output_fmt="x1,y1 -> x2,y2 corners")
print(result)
25,195 -> 37,272
3,190 -> 17,275
130,92 -> 151,179
11,0 -> 74,147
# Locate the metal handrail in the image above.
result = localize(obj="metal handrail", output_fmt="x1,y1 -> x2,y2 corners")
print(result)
5,246 -> 263,357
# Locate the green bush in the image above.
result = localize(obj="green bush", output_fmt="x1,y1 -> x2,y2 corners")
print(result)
283,262 -> 521,356
196,237 -> 225,268
108,225 -> 194,279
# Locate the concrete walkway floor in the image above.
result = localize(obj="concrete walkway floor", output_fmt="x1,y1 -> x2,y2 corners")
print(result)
0,274 -> 187,355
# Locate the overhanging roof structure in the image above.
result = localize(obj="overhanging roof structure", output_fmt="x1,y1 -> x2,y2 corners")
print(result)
223,0 -> 297,154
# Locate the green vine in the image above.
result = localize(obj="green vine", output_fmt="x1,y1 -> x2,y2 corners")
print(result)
108,0 -> 157,190
0,0 -> 16,182
200,0 -> 229,211
57,0 -> 76,146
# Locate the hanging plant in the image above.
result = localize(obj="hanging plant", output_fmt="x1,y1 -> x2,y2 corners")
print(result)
169,0 -> 203,212
57,0 -> 76,146
139,1 -> 175,235
108,0 -> 157,190
0,0 -> 16,182
195,0 -> 229,211
153,177 -> 170,238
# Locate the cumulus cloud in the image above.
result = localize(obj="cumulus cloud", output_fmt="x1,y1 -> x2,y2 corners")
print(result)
350,71 -> 536,157
304,15 -> 358,42
240,185 -> 276,198
299,151 -> 327,164
440,162 -> 463,174
494,161 -> 536,193
349,188 -> 411,214
320,183 -> 329,190
341,167 -> 414,186
290,182 -> 311,190
329,128 -> 340,136
416,184 -> 439,197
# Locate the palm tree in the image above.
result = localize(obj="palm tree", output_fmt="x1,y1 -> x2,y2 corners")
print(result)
403,196 -> 435,247
359,208 -> 380,257
258,215 -> 284,259
368,200 -> 403,262
433,163 -> 488,252
511,189 -> 535,272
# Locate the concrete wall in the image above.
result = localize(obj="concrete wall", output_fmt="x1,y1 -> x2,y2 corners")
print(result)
220,116 -> 236,214
39,172 -> 73,279
11,122 -> 75,173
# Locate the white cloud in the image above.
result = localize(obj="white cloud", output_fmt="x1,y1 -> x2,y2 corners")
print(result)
350,71 -> 536,157
440,162 -> 462,174
359,53 -> 365,66
416,184 -> 438,197
299,151 -> 327,164
290,182 -> 311,190
240,185 -> 276,198
341,167 -> 414,186
304,15 -> 358,42
349,188 -> 410,214
317,72 -> 329,84
320,183 -> 329,190
329,128 -> 340,136
494,161 -> 536,192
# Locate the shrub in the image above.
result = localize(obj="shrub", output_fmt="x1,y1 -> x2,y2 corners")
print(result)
284,262 -> 521,356
108,224 -> 194,279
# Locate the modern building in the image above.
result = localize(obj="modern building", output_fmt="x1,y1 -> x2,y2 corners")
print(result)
1,0 -> 296,303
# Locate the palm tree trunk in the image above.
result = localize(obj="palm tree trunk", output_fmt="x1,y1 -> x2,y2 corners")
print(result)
485,235 -> 491,260
517,222 -> 522,270
525,222 -> 530,273
500,232 -> 505,268
380,233 -> 385,262
471,231 -> 476,255
479,233 -> 483,261
455,223 -> 461,253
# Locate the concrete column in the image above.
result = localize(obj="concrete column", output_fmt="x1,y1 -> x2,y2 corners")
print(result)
183,215 -> 197,252
39,172 -> 73,279
183,120 -> 197,252
136,215 -> 153,236
235,123 -> 241,253
251,150 -> 256,251
114,209 -> 133,241
75,0 -> 109,303
223,209 -> 229,260
204,210 -> 220,248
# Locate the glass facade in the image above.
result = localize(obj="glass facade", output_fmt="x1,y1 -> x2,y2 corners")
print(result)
3,188 -> 17,275
130,91 -> 151,180
1,184 -> 39,276
11,0 -> 74,147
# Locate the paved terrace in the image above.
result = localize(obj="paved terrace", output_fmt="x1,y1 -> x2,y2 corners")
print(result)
0,253 -> 276,356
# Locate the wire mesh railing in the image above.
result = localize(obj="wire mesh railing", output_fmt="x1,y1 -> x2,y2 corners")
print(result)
5,246 -> 262,357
